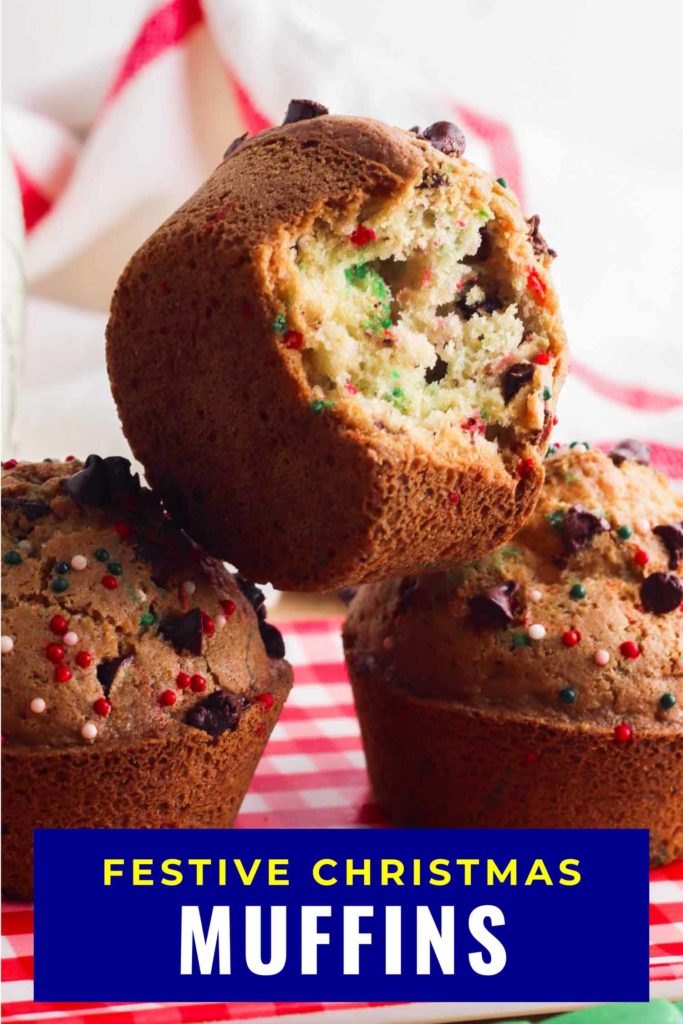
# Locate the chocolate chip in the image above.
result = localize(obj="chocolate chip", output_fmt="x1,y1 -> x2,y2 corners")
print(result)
1,496 -> 51,521
395,576 -> 418,616
235,574 -> 266,619
609,439 -> 651,467
223,132 -> 248,158
561,504 -> 610,554
462,227 -> 492,265
96,655 -> 132,696
456,284 -> 502,320
469,581 -> 520,628
417,171 -> 448,190
259,620 -> 286,658
526,215 -> 556,259
283,99 -> 328,124
416,121 -> 466,157
502,362 -> 535,404
159,607 -> 203,655
654,523 -> 683,570
641,572 -> 683,614
185,689 -> 249,737
62,455 -> 141,508
338,588 -> 358,606
425,356 -> 448,384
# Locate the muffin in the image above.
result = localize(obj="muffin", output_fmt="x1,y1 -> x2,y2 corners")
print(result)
344,442 -> 683,863
106,100 -> 567,591
1,456 -> 292,900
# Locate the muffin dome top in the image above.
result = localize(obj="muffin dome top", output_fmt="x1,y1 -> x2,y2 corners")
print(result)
344,443 -> 683,734
1,458 -> 289,748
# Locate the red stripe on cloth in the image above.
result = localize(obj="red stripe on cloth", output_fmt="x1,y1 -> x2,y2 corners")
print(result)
652,860 -> 683,882
596,440 -> 683,480
107,0 -> 203,101
1,909 -> 33,936
1,954 -> 34,982
453,103 -> 525,204
225,67 -> 272,136
572,359 -> 683,412
12,159 -> 52,233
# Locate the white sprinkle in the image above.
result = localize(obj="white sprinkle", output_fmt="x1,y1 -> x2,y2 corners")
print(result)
1,635 -> 14,654
528,623 -> 546,641
215,614 -> 227,628
17,539 -> 31,551
137,588 -> 147,602
81,723 -> 98,741
30,697 -> 46,714
635,517 -> 651,535
529,588 -> 542,602
71,554 -> 88,571
571,443 -> 588,453
182,581 -> 196,595
594,649 -> 610,666
63,631 -> 79,647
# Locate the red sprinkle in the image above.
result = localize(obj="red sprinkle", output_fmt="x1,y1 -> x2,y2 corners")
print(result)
49,615 -> 69,636
448,492 -> 460,505
46,643 -> 65,663
101,574 -> 118,590
461,415 -> 486,437
201,611 -> 215,637
176,672 -> 191,690
526,267 -> 547,304
159,689 -> 177,707
114,522 -> 133,540
553,416 -> 559,426
350,224 -> 376,246
619,640 -> 640,660
256,692 -> 274,710
534,352 -> 551,365
2,459 -> 18,470
55,663 -> 72,683
65,455 -> 75,462
614,722 -> 632,744
633,548 -> 649,567
420,266 -> 433,287
283,330 -> 304,351
93,697 -> 111,718
516,457 -> 535,480
190,674 -> 206,693
344,382 -> 358,395
76,650 -> 93,669
562,629 -> 581,648
220,599 -> 236,617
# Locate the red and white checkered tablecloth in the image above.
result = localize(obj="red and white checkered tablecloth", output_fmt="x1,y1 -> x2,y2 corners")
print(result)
3,617 -> 683,1023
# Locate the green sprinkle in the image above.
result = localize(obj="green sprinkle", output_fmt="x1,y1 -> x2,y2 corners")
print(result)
543,387 -> 552,401
617,525 -> 633,540
107,562 -> 123,576
140,611 -> 156,627
272,313 -> 287,334
546,509 -> 565,531
510,633 -> 531,649
496,177 -> 507,188
311,399 -> 334,415
344,263 -> 369,285
52,577 -> 68,594
478,208 -> 491,220
559,687 -> 577,705
660,692 -> 677,711
564,472 -> 577,483
570,583 -> 587,600
4,550 -> 22,565
94,548 -> 109,562
546,444 -> 557,457
55,560 -> 70,575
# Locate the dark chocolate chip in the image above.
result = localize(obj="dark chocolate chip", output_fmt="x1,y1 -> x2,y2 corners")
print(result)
462,227 -> 492,265
283,99 -> 329,124
641,572 -> 683,614
235,574 -> 266,619
425,355 -> 448,384
259,620 -> 286,659
417,171 -> 449,190
653,522 -> 683,570
62,455 -> 141,508
502,362 -> 535,404
223,132 -> 248,158
526,215 -> 556,259
417,121 -> 466,157
96,655 -> 132,697
456,288 -> 503,321
185,689 -> 249,737
1,495 -> 51,521
159,607 -> 203,655
395,576 -> 418,616
338,588 -> 358,606
609,439 -> 651,467
561,504 -> 610,554
469,580 -> 520,629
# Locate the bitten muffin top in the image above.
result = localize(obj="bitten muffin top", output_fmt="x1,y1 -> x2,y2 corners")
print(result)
1,457 -> 290,748
344,442 -> 683,735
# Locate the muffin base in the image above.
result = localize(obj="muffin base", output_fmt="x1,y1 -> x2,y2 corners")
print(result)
2,681 -> 290,901
347,657 -> 683,865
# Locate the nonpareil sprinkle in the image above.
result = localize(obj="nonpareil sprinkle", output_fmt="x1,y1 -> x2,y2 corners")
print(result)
570,583 -> 586,600
272,314 -> 287,334
310,399 -> 334,415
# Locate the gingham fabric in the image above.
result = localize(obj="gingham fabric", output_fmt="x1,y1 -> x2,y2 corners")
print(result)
2,618 -> 683,1023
